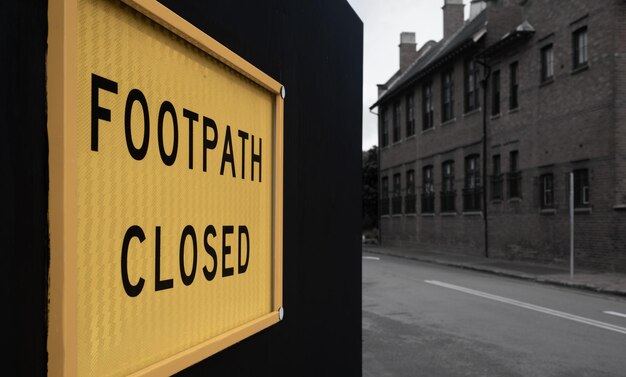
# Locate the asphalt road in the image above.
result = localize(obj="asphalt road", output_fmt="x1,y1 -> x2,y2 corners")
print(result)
362,252 -> 626,377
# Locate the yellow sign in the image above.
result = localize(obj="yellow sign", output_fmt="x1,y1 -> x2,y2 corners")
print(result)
48,0 -> 284,375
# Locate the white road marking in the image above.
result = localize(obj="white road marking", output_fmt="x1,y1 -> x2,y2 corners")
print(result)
362,256 -> 380,261
603,311 -> 626,319
424,280 -> 626,335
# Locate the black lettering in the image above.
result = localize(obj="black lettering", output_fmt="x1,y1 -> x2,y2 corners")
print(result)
121,225 -> 145,297
183,109 -> 198,170
238,225 -> 250,274
203,225 -> 218,281
222,225 -> 234,277
237,130 -> 249,180
155,226 -> 174,291
179,225 -> 197,286
203,117 -> 218,172
124,89 -> 150,160
220,125 -> 236,177
91,73 -> 118,152
251,135 -> 262,182
158,101 -> 179,166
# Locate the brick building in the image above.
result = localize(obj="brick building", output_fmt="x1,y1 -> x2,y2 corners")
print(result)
370,0 -> 626,271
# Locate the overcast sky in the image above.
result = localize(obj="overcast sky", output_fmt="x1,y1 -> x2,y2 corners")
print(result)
346,0 -> 472,151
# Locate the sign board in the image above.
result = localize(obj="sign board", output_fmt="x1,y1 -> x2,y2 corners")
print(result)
47,0 -> 284,375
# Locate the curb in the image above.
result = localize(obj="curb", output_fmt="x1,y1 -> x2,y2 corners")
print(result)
363,247 -> 626,299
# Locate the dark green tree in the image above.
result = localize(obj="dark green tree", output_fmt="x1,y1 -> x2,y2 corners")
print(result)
362,146 -> 378,235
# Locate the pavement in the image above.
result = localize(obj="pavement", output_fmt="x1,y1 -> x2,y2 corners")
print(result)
362,243 -> 626,298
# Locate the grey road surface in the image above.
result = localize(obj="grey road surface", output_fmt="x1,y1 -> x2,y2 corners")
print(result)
362,252 -> 626,377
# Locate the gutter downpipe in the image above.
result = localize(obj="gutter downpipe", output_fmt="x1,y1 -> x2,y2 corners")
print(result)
476,57 -> 491,258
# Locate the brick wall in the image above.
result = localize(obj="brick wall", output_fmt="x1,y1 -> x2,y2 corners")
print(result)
378,0 -> 626,272
615,0 -> 626,206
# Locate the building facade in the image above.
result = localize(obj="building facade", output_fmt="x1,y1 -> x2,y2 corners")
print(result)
371,0 -> 626,272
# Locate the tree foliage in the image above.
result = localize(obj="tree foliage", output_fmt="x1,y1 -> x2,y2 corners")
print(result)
362,146 -> 378,233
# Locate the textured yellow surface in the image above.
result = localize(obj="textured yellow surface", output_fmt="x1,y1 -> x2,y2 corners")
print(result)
75,0 -> 274,375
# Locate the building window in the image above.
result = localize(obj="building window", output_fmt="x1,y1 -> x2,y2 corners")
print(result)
492,69 -> 501,116
392,173 -> 402,214
381,176 -> 389,215
381,108 -> 389,147
422,81 -> 434,130
441,69 -> 455,122
507,151 -> 521,199
406,94 -> 415,137
491,154 -> 503,200
463,155 -> 482,212
541,44 -> 554,83
540,173 -> 554,208
405,170 -> 416,214
509,61 -> 519,110
441,160 -> 456,212
573,26 -> 588,69
464,59 -> 479,112
393,102 -> 401,143
573,169 -> 589,208
421,165 -> 435,214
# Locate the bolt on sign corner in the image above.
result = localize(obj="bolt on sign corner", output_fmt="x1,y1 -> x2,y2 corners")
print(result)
47,0 -> 284,375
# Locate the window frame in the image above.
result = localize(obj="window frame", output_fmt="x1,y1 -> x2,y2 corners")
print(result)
441,68 -> 455,122
421,165 -> 435,214
441,160 -> 456,212
509,61 -> 519,110
573,168 -> 590,208
392,173 -> 402,214
492,69 -> 501,116
464,59 -> 479,113
507,150 -> 521,199
381,176 -> 390,215
392,101 -> 401,143
491,154 -> 503,200
422,81 -> 434,130
465,155 -> 480,189
406,93 -> 415,137
572,26 -> 588,70
463,154 -> 482,211
540,173 -> 554,208
442,161 -> 455,192
510,150 -> 518,172
406,169 -> 415,195
540,44 -> 554,83
405,169 -> 416,214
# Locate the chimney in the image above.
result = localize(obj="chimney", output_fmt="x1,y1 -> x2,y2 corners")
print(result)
442,0 -> 465,39
377,84 -> 388,98
399,32 -> 418,71
469,0 -> 486,20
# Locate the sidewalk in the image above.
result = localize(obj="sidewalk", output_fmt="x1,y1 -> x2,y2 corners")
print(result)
362,244 -> 626,298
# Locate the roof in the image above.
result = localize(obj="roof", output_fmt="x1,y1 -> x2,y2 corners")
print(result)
476,20 -> 535,59
370,10 -> 488,110
381,69 -> 403,88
